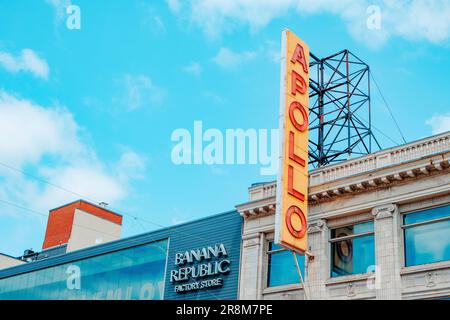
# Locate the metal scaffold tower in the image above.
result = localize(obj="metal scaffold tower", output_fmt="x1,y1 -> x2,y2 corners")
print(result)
308,50 -> 381,168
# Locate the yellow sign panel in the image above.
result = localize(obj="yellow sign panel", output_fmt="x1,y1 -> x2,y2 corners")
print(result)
275,29 -> 310,253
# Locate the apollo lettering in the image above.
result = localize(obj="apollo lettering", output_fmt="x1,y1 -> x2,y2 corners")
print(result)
275,30 -> 310,253
286,43 -> 308,239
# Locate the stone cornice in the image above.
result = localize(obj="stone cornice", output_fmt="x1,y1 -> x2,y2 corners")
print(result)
309,152 -> 449,204
309,131 -> 449,184
236,196 -> 275,218
312,183 -> 449,221
235,132 -> 450,219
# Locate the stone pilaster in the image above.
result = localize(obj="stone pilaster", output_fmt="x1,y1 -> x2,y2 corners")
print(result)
371,204 -> 402,300
239,233 -> 264,300
306,219 -> 328,299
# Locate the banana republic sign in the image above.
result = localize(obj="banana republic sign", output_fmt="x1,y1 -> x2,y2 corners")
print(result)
170,243 -> 231,293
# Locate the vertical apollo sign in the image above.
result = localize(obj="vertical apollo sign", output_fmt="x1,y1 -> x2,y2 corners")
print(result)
275,30 -> 309,253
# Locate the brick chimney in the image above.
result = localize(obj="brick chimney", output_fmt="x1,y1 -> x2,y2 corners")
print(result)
42,200 -> 123,252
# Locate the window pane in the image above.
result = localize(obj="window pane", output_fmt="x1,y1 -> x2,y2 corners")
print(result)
331,234 -> 375,277
331,221 -> 374,239
0,239 -> 168,300
404,219 -> 450,267
269,242 -> 283,252
267,248 -> 305,287
404,205 -> 450,225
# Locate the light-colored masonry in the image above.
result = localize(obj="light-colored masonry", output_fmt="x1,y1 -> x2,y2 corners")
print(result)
236,131 -> 450,300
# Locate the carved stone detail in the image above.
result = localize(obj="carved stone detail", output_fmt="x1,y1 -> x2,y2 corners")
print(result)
347,283 -> 356,297
426,272 -> 437,288
308,219 -> 326,234
372,204 -> 396,220
242,234 -> 260,248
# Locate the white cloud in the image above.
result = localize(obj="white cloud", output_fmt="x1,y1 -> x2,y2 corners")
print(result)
182,62 -> 202,75
34,166 -> 127,212
113,74 -> 166,111
212,47 -> 257,69
0,91 -> 79,166
172,0 -> 294,39
168,0 -> 450,47
387,0 -> 450,43
0,49 -> 49,79
30,150 -> 146,216
0,90 -> 146,218
166,0 -> 182,13
212,41 -> 279,69
426,113 -> 450,134
116,150 -> 147,181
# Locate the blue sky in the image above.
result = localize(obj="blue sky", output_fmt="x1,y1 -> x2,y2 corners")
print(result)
0,0 -> 449,256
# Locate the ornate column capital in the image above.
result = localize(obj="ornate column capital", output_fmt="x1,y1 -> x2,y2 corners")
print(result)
308,219 -> 326,234
371,203 -> 397,220
242,233 -> 261,248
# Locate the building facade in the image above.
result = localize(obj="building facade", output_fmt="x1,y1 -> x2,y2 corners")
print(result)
0,209 -> 243,300
42,200 -> 123,253
237,131 -> 450,300
0,254 -> 25,270
0,132 -> 449,300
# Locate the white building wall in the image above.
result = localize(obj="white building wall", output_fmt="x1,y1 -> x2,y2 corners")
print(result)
67,208 -> 122,252
0,254 -> 25,270
236,132 -> 450,300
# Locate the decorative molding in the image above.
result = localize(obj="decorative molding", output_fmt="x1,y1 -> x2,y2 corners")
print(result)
401,260 -> 450,275
239,157 -> 449,209
399,194 -> 450,214
243,239 -> 259,248
312,183 -> 449,221
309,157 -> 449,204
307,219 -> 325,234
237,132 -> 450,216
372,204 -> 397,220
236,197 -> 276,219
426,272 -> 437,288
242,234 -> 261,248
347,283 -> 356,298
315,132 -> 449,184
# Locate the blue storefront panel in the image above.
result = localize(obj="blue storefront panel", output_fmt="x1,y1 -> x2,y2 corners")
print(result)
0,210 -> 242,300
164,210 -> 242,300
0,240 -> 168,300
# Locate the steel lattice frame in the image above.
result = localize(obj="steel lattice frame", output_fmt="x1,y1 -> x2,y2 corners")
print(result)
308,50 -> 381,168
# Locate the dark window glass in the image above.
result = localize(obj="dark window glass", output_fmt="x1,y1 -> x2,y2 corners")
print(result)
404,205 -> 450,267
330,221 -> 375,277
0,240 -> 168,300
267,242 -> 305,287
331,221 -> 374,238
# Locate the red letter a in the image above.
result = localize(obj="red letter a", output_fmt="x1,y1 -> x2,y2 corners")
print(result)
291,44 -> 308,74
